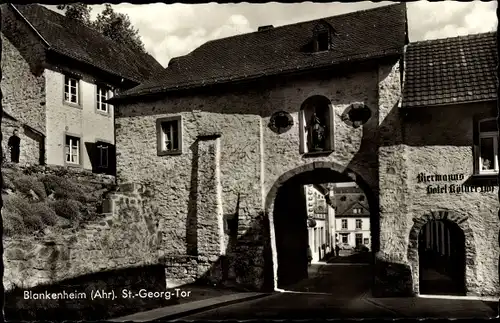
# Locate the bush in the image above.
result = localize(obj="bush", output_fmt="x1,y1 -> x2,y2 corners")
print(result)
50,199 -> 83,221
3,212 -> 26,237
41,175 -> 90,203
2,195 -> 45,234
12,175 -> 47,200
30,203 -> 59,226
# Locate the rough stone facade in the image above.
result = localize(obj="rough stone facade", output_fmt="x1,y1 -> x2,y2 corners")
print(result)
1,32 -> 46,136
2,114 -> 43,165
115,55 -> 499,297
115,60 -> 391,291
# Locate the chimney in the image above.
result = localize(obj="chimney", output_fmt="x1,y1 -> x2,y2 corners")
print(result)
258,25 -> 274,32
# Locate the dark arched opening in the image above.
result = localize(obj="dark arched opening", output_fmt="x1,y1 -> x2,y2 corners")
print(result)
418,220 -> 466,295
270,166 -> 378,295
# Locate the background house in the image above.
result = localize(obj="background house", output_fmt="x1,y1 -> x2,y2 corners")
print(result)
1,4 -> 163,174
304,184 -> 335,262
333,183 -> 371,250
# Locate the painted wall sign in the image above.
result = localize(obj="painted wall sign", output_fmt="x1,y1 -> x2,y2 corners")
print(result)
417,172 -> 495,194
269,111 -> 294,134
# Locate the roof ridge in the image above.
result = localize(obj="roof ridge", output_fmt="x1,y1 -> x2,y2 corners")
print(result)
408,31 -> 496,46
198,3 -> 404,48
26,4 -> 156,62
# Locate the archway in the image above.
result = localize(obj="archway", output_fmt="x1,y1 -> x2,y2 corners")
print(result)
418,220 -> 466,295
265,161 -> 379,293
407,211 -> 476,296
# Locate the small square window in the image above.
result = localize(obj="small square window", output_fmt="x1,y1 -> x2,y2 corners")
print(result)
65,135 -> 80,165
363,238 -> 369,245
157,116 -> 183,156
64,76 -> 79,105
96,86 -> 109,113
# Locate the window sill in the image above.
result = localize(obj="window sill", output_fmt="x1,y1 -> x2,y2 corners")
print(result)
96,110 -> 111,116
65,163 -> 83,168
63,101 -> 82,109
302,150 -> 334,158
158,150 -> 182,156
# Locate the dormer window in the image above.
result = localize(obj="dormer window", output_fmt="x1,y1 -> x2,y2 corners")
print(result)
317,30 -> 330,51
313,21 -> 333,52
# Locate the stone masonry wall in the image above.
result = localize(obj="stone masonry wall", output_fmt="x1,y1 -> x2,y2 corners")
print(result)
2,180 -> 165,291
115,61 -> 394,290
1,32 -> 46,136
2,116 -> 43,165
402,102 -> 499,296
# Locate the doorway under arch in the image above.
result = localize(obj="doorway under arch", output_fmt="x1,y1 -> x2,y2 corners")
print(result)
418,219 -> 466,296
264,162 -> 379,294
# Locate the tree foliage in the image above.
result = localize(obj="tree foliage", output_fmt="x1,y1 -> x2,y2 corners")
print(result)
58,3 -> 146,53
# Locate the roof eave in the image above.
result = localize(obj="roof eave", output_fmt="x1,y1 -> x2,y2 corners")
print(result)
401,97 -> 497,108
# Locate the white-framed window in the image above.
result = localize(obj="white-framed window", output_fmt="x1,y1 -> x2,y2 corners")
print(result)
478,118 -> 499,174
65,135 -> 80,164
363,238 -> 369,245
97,143 -> 109,168
156,116 -> 183,155
341,233 -> 348,244
355,219 -> 362,229
341,219 -> 348,229
64,76 -> 79,104
96,86 -> 109,113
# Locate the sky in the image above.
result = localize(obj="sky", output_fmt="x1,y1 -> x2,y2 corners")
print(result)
47,1 -> 498,68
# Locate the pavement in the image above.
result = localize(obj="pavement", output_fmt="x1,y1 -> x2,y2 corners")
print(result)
109,262 -> 498,321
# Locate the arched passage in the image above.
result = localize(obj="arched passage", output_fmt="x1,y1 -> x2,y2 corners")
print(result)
407,211 -> 476,296
264,161 -> 379,292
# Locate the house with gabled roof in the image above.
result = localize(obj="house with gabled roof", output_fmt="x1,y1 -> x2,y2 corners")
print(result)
1,3 -> 163,173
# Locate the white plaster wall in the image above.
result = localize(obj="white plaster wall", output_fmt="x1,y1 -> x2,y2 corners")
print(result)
45,69 -> 114,169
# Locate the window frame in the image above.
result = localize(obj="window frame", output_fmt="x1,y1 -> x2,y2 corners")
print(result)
96,85 -> 111,114
477,118 -> 499,175
156,116 -> 183,156
341,233 -> 348,244
64,134 -> 82,167
355,219 -> 362,229
96,141 -> 110,169
63,75 -> 80,106
341,219 -> 348,229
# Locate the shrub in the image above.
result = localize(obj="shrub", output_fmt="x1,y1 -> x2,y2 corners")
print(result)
50,199 -> 83,221
41,175 -> 89,203
30,203 -> 59,226
2,195 -> 44,234
12,175 -> 47,201
3,213 -> 26,237
2,174 -> 15,190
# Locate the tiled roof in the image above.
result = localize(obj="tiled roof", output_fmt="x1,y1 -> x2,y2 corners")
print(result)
11,4 -> 163,83
402,31 -> 498,108
336,201 -> 369,217
115,3 -> 408,100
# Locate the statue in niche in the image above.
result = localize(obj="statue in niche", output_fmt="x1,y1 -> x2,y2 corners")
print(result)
308,113 -> 326,151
